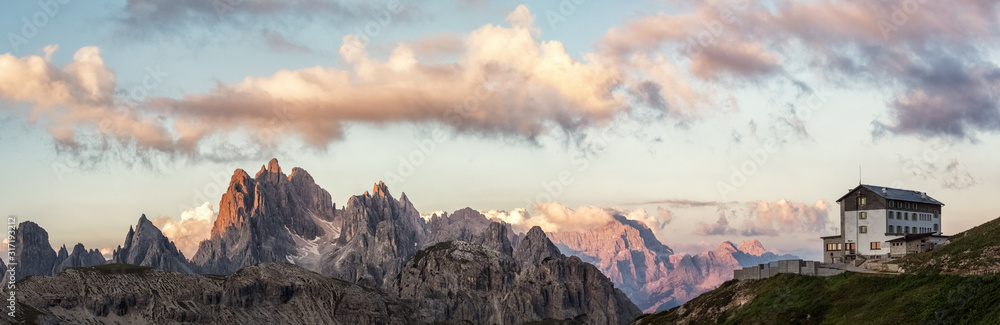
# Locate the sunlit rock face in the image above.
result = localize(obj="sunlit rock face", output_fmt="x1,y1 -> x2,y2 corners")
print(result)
547,216 -> 796,312
193,158 -> 340,275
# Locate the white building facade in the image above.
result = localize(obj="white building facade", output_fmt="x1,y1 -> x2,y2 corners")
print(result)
822,184 -> 944,263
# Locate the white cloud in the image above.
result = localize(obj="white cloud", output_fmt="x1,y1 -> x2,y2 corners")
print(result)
483,203 -> 670,236
419,210 -> 446,222
152,202 -> 216,258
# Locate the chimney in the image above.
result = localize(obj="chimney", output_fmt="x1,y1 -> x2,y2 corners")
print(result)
921,192 -> 927,199
882,188 -> 887,194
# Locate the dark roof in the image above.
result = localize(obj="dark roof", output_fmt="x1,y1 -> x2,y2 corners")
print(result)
836,184 -> 944,205
887,232 -> 949,243
820,235 -> 842,239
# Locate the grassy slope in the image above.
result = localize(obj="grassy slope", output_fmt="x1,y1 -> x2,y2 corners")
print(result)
635,272 -> 1000,324
896,216 -> 1000,274
634,217 -> 1000,324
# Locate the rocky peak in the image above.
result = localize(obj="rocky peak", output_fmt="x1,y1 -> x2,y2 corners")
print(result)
195,159 -> 340,275
473,222 -> 513,256
322,181 -> 424,290
716,241 -> 738,254
372,181 -> 390,198
114,215 -> 194,274
211,169 -> 257,237
513,226 -> 564,265
737,239 -> 767,256
53,243 -> 105,274
13,221 -> 57,280
288,166 -> 336,222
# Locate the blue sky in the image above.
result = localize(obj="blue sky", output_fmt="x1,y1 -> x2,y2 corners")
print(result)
2,0 -> 999,260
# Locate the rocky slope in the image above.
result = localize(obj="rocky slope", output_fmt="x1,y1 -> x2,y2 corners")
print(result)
396,224 -> 642,325
192,159 -> 341,274
11,263 -> 416,325
112,215 -> 195,274
320,182 -> 425,290
547,216 -> 796,312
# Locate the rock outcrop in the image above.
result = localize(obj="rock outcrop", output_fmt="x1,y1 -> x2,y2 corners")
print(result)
192,159 -> 340,274
424,208 -> 493,245
12,221 -> 57,280
321,182 -> 425,289
396,224 -> 642,325
473,222 -> 513,256
52,243 -> 106,274
514,226 -> 565,265
112,215 -> 195,274
12,263 -> 416,324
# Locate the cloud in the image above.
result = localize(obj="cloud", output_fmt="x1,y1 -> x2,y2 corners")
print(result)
746,199 -> 831,234
115,0 -> 360,36
694,214 -> 730,236
693,199 -> 832,236
419,210 -> 446,222
520,203 -> 615,233
941,159 -> 977,190
656,206 -> 674,225
99,247 -> 114,260
0,47 -> 178,152
599,0 -> 1000,140
2,6 -> 649,160
483,203 -> 670,235
626,198 -> 728,208
152,202 -> 216,258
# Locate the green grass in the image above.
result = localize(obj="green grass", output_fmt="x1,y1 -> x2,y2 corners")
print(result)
639,272 -> 1000,324
896,216 -> 1000,274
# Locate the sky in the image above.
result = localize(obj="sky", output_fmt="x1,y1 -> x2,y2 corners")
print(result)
1,0 -> 999,261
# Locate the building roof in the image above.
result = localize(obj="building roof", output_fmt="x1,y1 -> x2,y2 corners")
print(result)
820,235 -> 842,239
886,232 -> 949,243
836,184 -> 944,205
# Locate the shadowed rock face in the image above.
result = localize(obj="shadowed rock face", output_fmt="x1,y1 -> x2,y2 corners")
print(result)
193,159 -> 339,275
12,263 -> 416,325
12,221 -> 57,280
52,243 -> 105,274
396,224 -> 642,325
321,182 -> 425,290
423,207 -> 520,252
514,226 -> 565,265
113,215 -> 194,274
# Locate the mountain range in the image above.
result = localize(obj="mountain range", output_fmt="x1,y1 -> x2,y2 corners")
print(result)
7,159 -> 795,324
546,215 -> 796,312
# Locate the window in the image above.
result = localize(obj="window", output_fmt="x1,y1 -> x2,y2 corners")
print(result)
859,226 -> 868,234
859,212 -> 867,219
905,213 -> 909,220
871,242 -> 882,250
897,226 -> 902,233
934,224 -> 939,232
896,211 -> 901,219
905,226 -> 910,234
858,197 -> 867,206
847,243 -> 856,250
